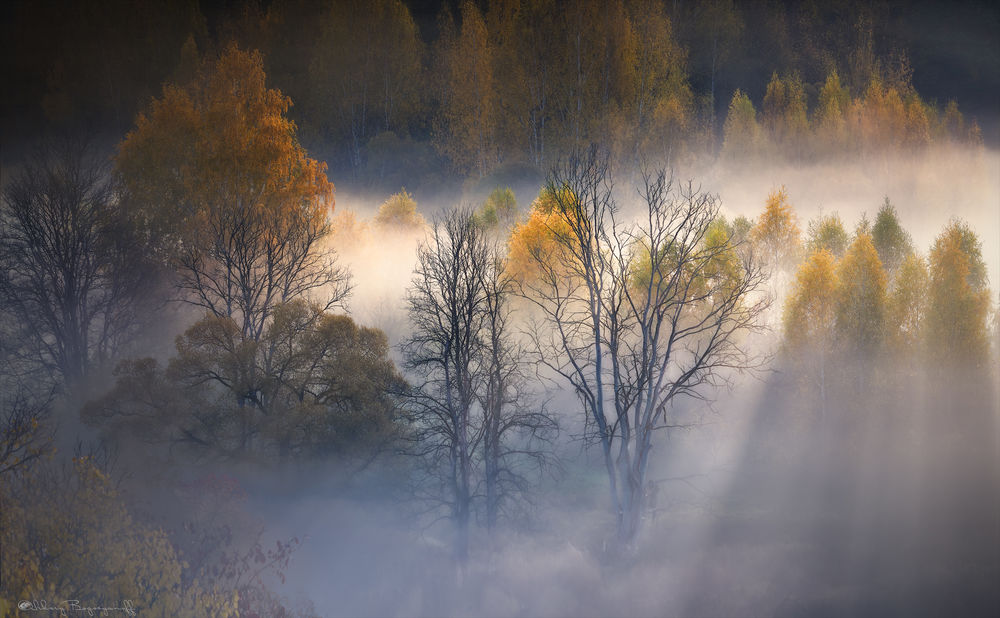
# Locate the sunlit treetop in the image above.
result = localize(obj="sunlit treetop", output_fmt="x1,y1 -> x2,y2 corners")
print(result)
373,189 -> 427,232
505,185 -> 581,284
750,186 -> 801,273
834,233 -> 887,356
925,220 -> 991,367
784,248 -> 839,350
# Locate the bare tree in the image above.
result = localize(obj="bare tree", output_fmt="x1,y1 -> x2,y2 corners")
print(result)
0,138 -> 160,386
478,237 -> 557,533
519,147 -> 769,545
403,207 -> 555,564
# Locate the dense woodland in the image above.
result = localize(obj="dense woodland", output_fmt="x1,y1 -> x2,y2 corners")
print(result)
2,1 -> 998,617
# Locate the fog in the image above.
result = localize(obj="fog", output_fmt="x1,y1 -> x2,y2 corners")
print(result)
214,145 -> 998,617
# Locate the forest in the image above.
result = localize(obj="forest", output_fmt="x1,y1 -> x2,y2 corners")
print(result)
1,1 -> 998,617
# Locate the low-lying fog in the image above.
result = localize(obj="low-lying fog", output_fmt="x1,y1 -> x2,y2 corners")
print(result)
229,145 -> 999,617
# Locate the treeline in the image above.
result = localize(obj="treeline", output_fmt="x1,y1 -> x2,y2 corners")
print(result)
3,0 -> 990,184
721,71 -> 981,162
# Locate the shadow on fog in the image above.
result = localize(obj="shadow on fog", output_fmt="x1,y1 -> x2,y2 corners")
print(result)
245,359 -> 998,617
677,363 -> 1000,618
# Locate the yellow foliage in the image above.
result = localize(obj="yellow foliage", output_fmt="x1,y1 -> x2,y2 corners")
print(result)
750,186 -> 801,273
373,189 -> 426,232
505,186 -> 580,283
888,253 -> 928,354
784,249 -> 839,350
926,221 -> 991,366
835,233 -> 887,355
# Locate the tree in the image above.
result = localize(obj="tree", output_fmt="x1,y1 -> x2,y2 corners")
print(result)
373,189 -> 427,232
722,89 -> 761,159
815,70 -> 850,151
0,368 -> 53,477
762,72 -> 807,153
618,0 -> 692,165
925,221 -> 991,367
784,249 -> 839,419
871,197 -> 913,278
750,186 -> 801,288
403,207 -> 554,563
835,233 -> 887,361
806,212 -> 849,258
1,138 -> 159,387
520,148 -> 768,545
84,301 -> 404,463
307,0 -> 424,172
690,0 -> 743,137
474,186 -> 518,231
505,185 -> 579,283
887,253 -> 928,355
434,1 -> 498,176
116,43 -> 349,343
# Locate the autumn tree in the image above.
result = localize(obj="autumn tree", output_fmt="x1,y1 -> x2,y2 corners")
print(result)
520,148 -> 768,545
435,2 -> 498,176
887,253 -> 928,355
762,72 -> 808,152
815,70 -> 850,152
688,0 -> 743,136
835,233 -> 887,366
486,0 -> 562,168
925,221 -> 991,367
750,186 -> 801,295
116,43 -> 349,343
618,0 -> 692,165
373,189 -> 427,233
0,138 -> 160,387
0,457 -> 239,616
505,185 -> 580,283
784,249 -> 839,419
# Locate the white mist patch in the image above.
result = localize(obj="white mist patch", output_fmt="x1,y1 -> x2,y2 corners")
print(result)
710,146 -> 1000,290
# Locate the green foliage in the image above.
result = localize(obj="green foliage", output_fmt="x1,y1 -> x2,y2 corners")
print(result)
806,212 -> 849,258
871,197 -> 913,276
84,302 -> 405,462
474,186 -> 518,230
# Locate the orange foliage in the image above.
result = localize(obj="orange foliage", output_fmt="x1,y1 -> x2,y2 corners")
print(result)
117,43 -> 333,241
506,186 -> 579,283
